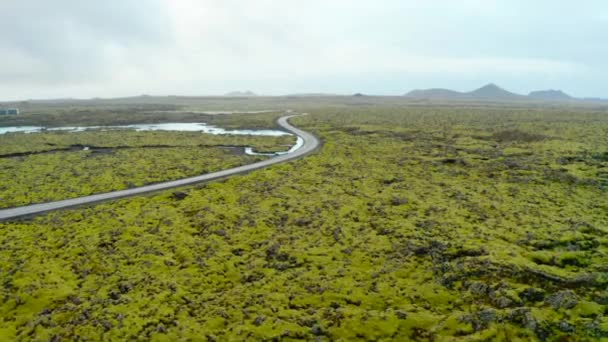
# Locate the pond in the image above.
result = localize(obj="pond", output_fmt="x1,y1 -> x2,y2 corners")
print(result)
0,123 -> 290,136
0,123 -> 301,156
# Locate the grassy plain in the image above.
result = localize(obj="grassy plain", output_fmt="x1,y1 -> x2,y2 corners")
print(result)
1,99 -> 607,341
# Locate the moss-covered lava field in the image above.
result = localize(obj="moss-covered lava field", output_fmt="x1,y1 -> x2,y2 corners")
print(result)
1,103 -> 607,341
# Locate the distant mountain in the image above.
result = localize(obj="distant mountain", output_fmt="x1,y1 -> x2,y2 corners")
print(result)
284,93 -> 341,97
405,83 -> 522,100
225,91 -> 257,97
405,83 -> 603,103
528,90 -> 572,100
469,83 -> 523,99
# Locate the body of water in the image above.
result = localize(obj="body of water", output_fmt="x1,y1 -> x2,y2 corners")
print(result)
0,123 -> 300,156
244,137 -> 304,156
0,123 -> 290,136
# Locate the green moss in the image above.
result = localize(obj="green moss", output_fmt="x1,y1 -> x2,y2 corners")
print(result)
0,131 -> 295,207
572,301 -> 604,318
1,104 -> 607,340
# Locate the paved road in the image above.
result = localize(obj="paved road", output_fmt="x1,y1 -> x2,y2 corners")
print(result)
0,113 -> 319,221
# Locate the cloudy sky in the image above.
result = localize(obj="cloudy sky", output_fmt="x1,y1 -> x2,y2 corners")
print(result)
1,0 -> 607,100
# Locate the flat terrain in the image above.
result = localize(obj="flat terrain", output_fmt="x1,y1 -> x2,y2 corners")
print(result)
0,114 -> 318,220
1,99 -> 607,341
0,130 -> 295,208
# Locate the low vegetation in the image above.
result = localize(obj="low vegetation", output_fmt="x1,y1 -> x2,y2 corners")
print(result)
0,130 -> 295,207
1,104 -> 607,341
0,129 -> 295,156
0,106 -> 288,130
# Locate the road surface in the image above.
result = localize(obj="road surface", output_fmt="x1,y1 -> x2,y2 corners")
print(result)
0,113 -> 319,221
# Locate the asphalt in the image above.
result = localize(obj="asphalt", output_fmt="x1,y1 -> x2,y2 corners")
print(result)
0,113 -> 320,221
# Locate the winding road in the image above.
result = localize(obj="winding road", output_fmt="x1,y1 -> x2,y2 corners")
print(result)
0,113 -> 320,221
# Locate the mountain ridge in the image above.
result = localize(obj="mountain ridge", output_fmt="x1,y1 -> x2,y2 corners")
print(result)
468,83 -> 524,99
528,89 -> 572,100
405,84 -> 603,102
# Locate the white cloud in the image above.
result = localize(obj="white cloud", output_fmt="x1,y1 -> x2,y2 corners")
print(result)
0,0 -> 606,100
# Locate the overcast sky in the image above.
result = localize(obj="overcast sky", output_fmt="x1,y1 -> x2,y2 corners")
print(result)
1,0 -> 607,100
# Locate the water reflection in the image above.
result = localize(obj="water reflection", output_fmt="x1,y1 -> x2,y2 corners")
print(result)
0,123 -> 301,156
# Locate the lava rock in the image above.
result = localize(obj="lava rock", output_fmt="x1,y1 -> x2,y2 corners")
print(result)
557,320 -> 576,333
520,287 -> 545,302
253,316 -> 265,326
545,290 -> 579,310
171,191 -> 188,200
311,325 -> 324,336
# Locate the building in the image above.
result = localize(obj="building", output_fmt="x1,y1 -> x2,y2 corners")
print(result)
0,108 -> 19,115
